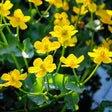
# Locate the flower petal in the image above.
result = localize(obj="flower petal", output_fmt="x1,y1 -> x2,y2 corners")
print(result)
1,73 -> 11,81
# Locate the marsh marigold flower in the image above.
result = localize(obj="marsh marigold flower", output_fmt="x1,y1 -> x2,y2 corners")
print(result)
28,55 -> 56,78
0,69 -> 27,88
45,0 -> 62,8
28,0 -> 43,6
54,12 -> 70,26
102,38 -> 112,50
34,37 -> 60,54
62,1 -> 69,11
50,25 -> 78,44
7,9 -> 30,30
60,54 -> 84,68
64,37 -> 77,48
88,47 -> 112,64
0,0 -> 13,17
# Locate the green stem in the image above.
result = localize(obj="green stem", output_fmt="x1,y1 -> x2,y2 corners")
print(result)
90,31 -> 95,52
3,17 -> 12,34
17,25 -> 20,41
72,68 -> 79,84
19,88 -> 47,95
0,30 -> 8,46
81,64 -> 100,85
23,58 -> 29,69
61,103 -> 68,112
75,4 -> 81,30
11,53 -> 21,72
80,68 -> 91,82
33,4 -> 52,24
0,0 -> 4,24
101,0 -> 103,4
46,74 -> 49,93
29,2 -> 33,38
56,42 -> 65,73
35,5 -> 41,17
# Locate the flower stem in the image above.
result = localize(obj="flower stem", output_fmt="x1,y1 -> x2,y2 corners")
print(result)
33,4 -> 52,24
0,30 -> 8,46
11,53 -> 21,72
35,5 -> 41,17
16,26 -> 20,41
23,58 -> 29,69
75,4 -> 81,30
72,68 -> 80,84
3,17 -> 12,34
19,88 -> 47,95
0,0 -> 4,24
46,74 -> 49,93
81,64 -> 100,85
56,42 -> 65,73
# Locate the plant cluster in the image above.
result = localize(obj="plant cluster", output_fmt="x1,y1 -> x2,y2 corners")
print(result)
0,0 -> 112,111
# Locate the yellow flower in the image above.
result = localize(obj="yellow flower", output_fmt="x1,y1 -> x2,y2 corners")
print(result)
71,15 -> 77,23
73,4 -> 88,15
28,0 -> 43,6
63,37 -> 77,48
7,9 -> 31,30
45,0 -> 62,8
62,1 -> 69,11
88,47 -> 112,64
28,55 -> 56,78
76,0 -> 85,4
34,37 -> 60,54
87,2 -> 97,12
0,69 -> 27,88
60,54 -> 84,68
102,38 -> 112,50
54,12 -> 70,26
0,0 -> 13,17
50,25 -> 78,44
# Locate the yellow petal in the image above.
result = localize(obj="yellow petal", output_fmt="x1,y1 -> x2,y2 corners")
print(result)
11,81 -> 22,88
33,58 -> 42,67
23,16 -> 31,22
14,9 -> 24,18
19,22 -> 27,30
36,71 -> 46,78
1,73 -> 11,81
44,55 -> 53,64
46,64 -> 56,72
77,55 -> 84,63
60,56 -> 68,64
19,73 -> 27,80
28,67 -> 38,73
108,25 -> 112,33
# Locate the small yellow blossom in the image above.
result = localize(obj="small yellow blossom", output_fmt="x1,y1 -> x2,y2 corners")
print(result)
7,9 -> 31,30
62,1 -> 69,11
73,4 -> 88,15
102,38 -> 112,50
45,0 -> 62,8
88,47 -> 112,64
60,54 -> 84,68
34,37 -> 60,54
50,25 -> 78,44
63,37 -> 77,48
28,0 -> 43,6
76,0 -> 85,4
0,69 -> 27,88
28,55 -> 56,78
71,15 -> 77,23
0,0 -> 13,17
54,12 -> 70,26
87,2 -> 97,12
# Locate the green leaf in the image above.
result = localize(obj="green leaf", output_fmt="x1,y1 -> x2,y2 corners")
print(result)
64,92 -> 79,111
28,94 -> 49,105
0,34 -> 18,55
54,73 -> 69,93
65,76 -> 86,93
32,78 -> 45,93
14,38 -> 34,58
